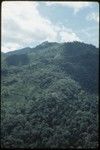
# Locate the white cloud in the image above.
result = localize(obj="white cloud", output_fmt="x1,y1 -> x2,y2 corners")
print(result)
60,31 -> 81,42
76,26 -> 99,47
86,12 -> 99,23
1,1 -> 81,52
45,2 -> 92,14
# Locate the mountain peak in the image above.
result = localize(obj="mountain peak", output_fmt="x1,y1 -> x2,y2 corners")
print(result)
41,41 -> 49,45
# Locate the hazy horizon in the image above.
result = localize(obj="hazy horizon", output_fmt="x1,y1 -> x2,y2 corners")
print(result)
2,40 -> 98,54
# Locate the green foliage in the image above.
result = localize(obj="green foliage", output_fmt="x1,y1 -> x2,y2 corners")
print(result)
5,54 -> 29,66
1,41 -> 98,148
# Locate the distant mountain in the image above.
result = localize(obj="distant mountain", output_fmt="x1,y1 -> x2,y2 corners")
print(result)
5,47 -> 32,55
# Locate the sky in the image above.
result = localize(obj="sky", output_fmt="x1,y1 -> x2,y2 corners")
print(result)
1,1 -> 99,53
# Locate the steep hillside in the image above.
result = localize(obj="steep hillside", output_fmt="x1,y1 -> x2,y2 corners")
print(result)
2,41 -> 99,93
1,41 -> 99,148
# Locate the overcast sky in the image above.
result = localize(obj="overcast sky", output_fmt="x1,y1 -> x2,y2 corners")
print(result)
1,1 -> 99,53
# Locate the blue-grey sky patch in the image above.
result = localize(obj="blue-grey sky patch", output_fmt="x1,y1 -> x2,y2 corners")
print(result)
1,1 -> 99,53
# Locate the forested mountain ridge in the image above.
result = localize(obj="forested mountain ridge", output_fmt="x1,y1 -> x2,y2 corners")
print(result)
2,41 -> 99,93
1,41 -> 99,148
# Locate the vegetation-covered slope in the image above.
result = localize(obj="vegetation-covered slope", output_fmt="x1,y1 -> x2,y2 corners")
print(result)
1,41 -> 99,148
